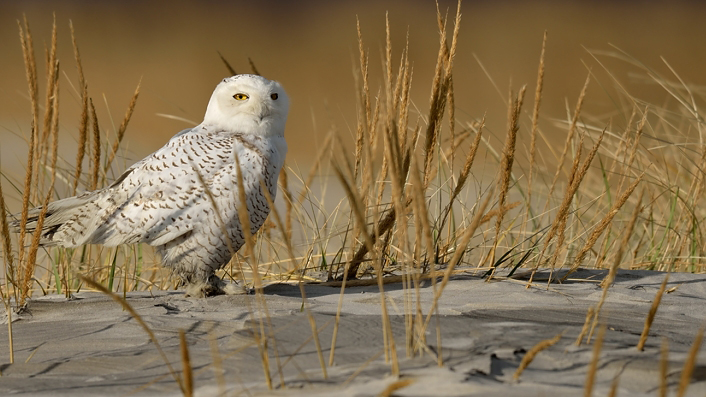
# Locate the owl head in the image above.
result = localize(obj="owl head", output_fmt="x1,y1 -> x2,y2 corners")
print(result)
203,74 -> 289,136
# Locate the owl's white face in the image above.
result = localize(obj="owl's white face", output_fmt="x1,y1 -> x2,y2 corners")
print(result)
203,74 -> 289,136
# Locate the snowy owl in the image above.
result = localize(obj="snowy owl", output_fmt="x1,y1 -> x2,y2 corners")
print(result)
13,74 -> 289,297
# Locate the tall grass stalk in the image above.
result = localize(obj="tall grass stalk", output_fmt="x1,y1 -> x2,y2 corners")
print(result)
584,323 -> 606,397
70,20 -> 88,195
637,274 -> 669,351
489,85 -> 526,276
179,330 -> 194,397
0,178 -> 15,363
676,327 -> 704,397
523,30 -> 547,239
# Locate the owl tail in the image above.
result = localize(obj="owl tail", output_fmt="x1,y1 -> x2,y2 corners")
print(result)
10,191 -> 102,247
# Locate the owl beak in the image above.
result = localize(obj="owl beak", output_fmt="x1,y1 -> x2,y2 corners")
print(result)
258,107 -> 272,122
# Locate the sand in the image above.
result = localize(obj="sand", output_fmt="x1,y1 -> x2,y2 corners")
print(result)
0,268 -> 704,396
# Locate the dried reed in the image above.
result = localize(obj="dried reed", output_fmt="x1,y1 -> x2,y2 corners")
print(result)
659,337 -> 668,397
528,127 -> 605,286
217,50 -> 237,75
105,81 -> 141,172
379,378 -> 415,397
20,57 -> 60,307
489,85 -> 526,276
524,30 -> 547,239
16,18 -> 39,304
353,17 -> 370,181
261,178 -> 328,379
333,161 -> 398,373
575,306 -> 595,347
70,21 -> 89,195
547,73 -> 590,202
89,98 -> 102,190
179,330 -> 194,397
38,16 -> 57,175
586,188 -> 644,343
421,1 -> 460,189
248,57 -> 260,75
676,327 -> 704,397
564,173 -> 644,280
421,187 -> 494,335
438,117 -> 484,233
584,323 -> 606,397
233,156 -> 274,389
637,274 -> 669,351
409,155 -> 435,357
607,375 -> 620,397
513,332 -> 562,381
19,17 -> 39,205
0,178 -> 15,363
278,167 -> 293,240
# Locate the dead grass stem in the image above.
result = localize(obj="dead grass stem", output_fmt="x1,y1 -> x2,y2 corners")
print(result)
16,18 -> 39,304
490,85 -> 526,276
547,73 -> 590,202
234,155 -> 276,389
0,178 -> 15,364
659,337 -> 668,397
105,81 -> 141,173
524,30 -> 547,241
676,327 -> 704,397
513,332 -> 562,381
179,330 -> 194,397
70,21 -> 89,195
89,98 -> 101,190
584,323 -> 606,397
564,172 -> 644,280
637,273 -> 669,351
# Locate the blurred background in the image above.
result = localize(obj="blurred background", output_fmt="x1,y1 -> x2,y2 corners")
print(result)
1,0 -> 705,205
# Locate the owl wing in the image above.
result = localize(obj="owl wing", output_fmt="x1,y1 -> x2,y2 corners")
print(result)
87,126 -> 239,247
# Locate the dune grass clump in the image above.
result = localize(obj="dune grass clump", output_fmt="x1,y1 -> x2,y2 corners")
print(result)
4,10 -> 702,307
1,17 -> 151,309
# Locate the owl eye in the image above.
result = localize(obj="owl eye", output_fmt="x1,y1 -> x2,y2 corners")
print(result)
233,93 -> 249,101
270,93 -> 279,100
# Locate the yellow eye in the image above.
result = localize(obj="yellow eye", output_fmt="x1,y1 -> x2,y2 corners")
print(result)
233,93 -> 249,101
270,93 -> 279,100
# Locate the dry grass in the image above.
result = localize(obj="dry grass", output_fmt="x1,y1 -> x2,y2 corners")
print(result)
584,323 -> 606,397
585,188 -> 644,343
378,378 -> 415,397
0,178 -> 15,364
179,330 -> 193,397
637,273 -> 669,351
676,327 -> 704,397
105,81 -> 141,174
489,85 -> 526,276
2,2 -> 706,393
513,332 -> 562,381
660,337 -> 669,397
70,20 -> 88,195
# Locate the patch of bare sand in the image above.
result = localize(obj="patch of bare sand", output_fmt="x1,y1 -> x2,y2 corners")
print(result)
0,269 -> 705,396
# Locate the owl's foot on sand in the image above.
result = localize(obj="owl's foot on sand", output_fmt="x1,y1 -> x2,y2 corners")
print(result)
184,275 -> 248,298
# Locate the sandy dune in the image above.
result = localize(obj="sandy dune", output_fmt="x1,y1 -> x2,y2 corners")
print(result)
1,269 -> 705,396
